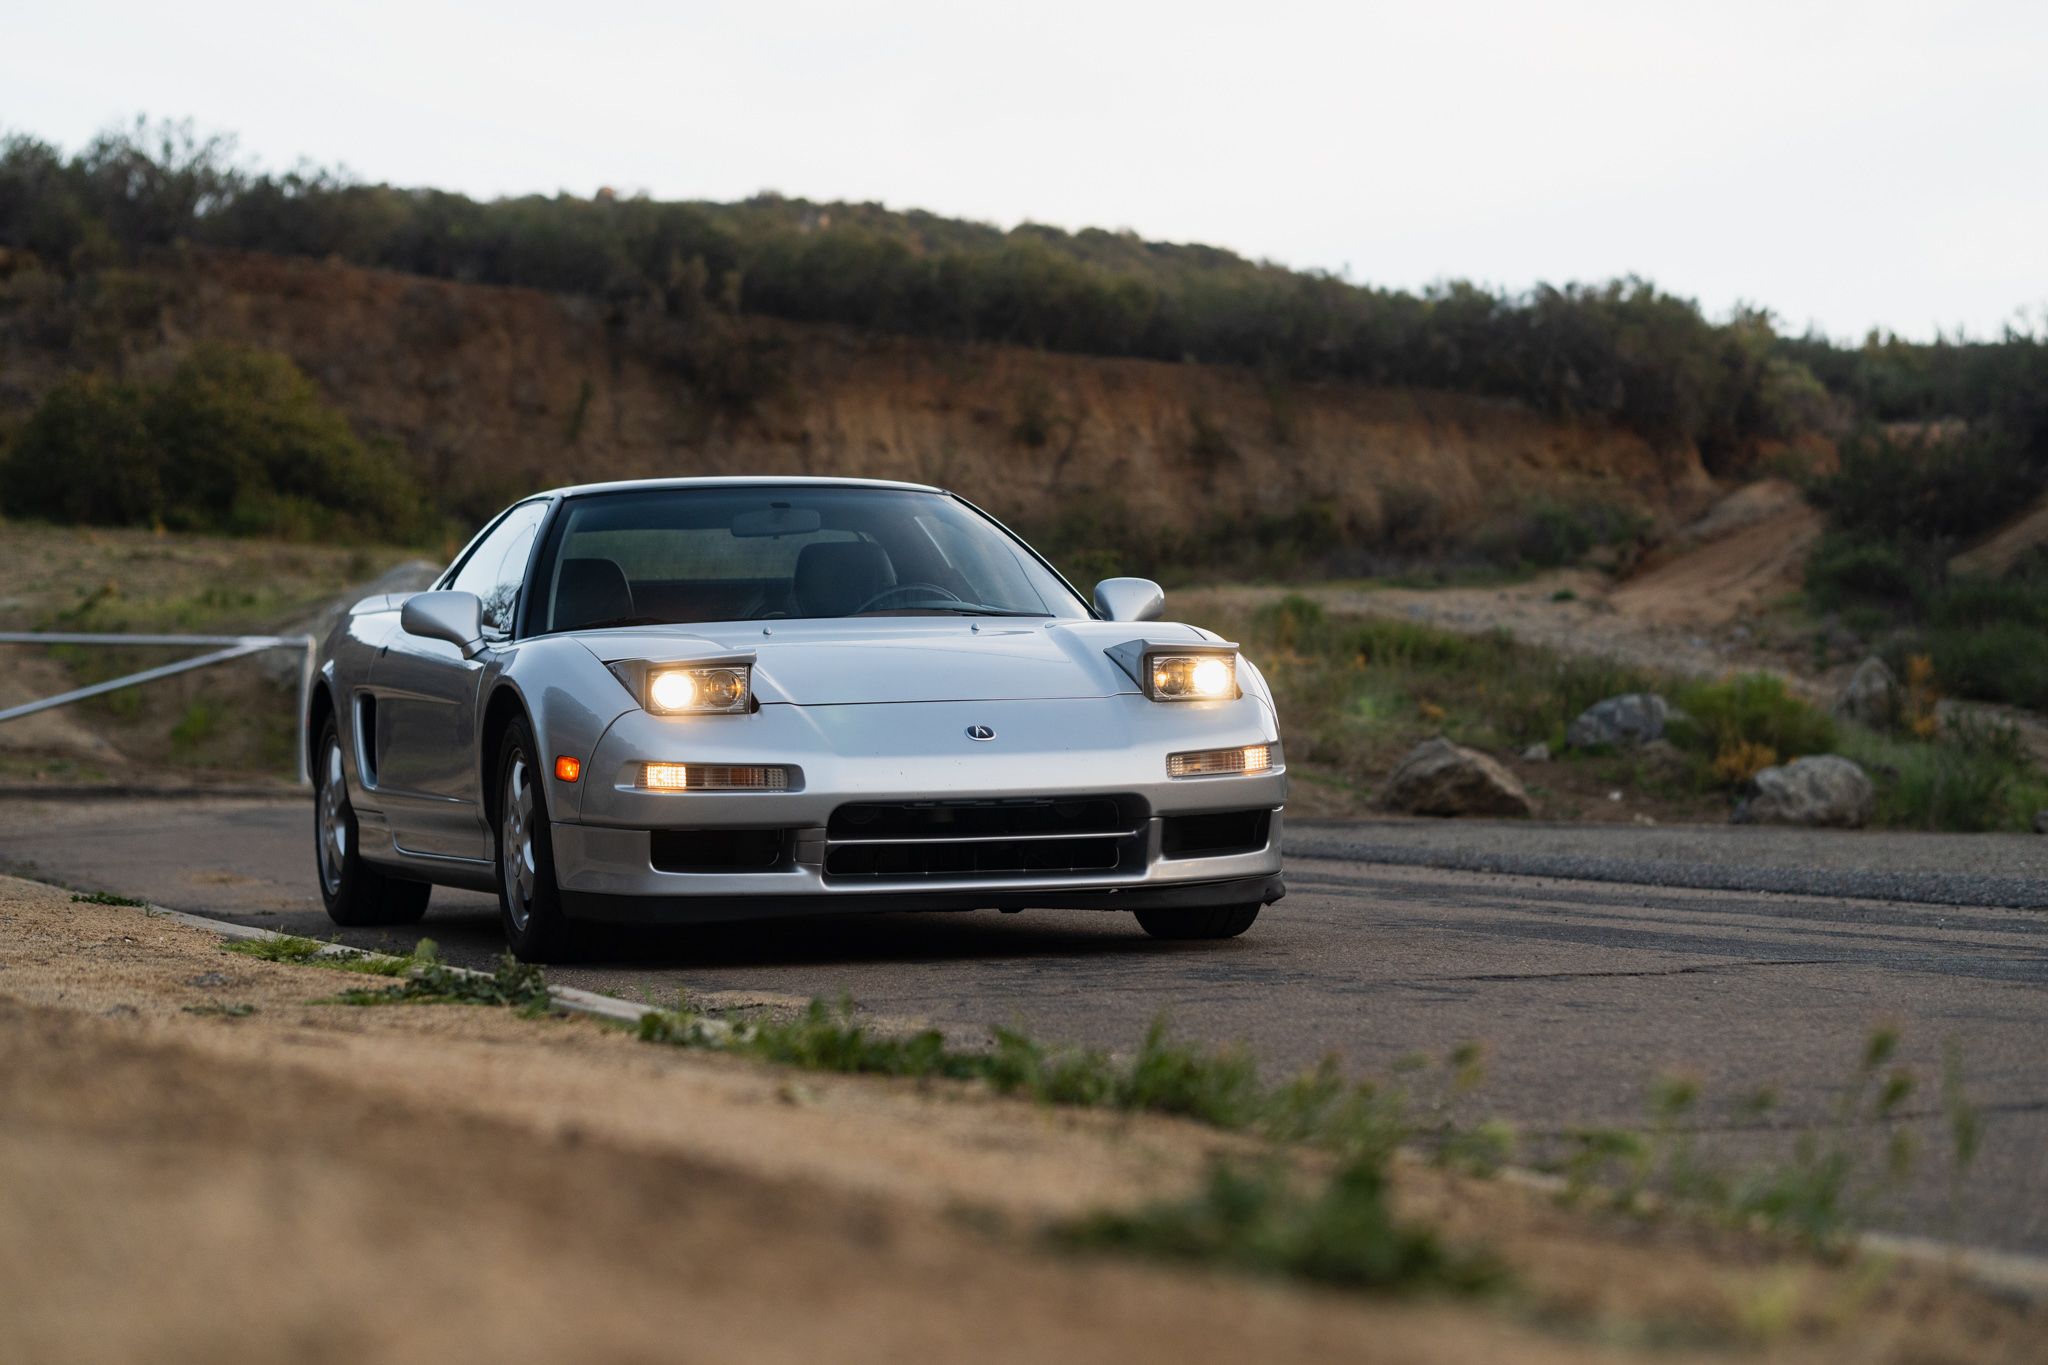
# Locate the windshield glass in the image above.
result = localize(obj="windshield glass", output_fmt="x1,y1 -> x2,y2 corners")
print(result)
528,486 -> 1090,632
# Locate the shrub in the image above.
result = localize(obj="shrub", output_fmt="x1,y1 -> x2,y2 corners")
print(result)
0,373 -> 158,523
1928,621 -> 2048,712
0,344 -> 434,542
1805,533 -> 1926,611
1671,674 -> 1836,763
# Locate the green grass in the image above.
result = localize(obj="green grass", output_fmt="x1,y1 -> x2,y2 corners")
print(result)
1553,1027 -> 1977,1251
1232,593 -> 2046,828
222,933 -> 421,974
181,1001 -> 256,1018
70,889 -> 147,907
1839,718 -> 2048,832
329,940 -> 553,1012
1055,1157 -> 1502,1295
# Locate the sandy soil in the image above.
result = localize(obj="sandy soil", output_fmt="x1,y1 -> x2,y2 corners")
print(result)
0,875 -> 2039,1364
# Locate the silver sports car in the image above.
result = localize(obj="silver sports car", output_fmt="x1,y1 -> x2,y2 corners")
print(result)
309,477 -> 1286,960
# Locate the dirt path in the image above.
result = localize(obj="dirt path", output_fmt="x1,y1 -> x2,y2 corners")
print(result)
2,876 -> 2043,1363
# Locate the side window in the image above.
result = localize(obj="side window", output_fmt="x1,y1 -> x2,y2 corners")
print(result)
446,501 -> 548,639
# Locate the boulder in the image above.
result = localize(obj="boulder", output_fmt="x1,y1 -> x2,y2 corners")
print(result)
1519,741 -> 1551,763
1382,738 -> 1533,818
1835,657 -> 1901,727
1732,755 -> 1875,829
1566,693 -> 1671,750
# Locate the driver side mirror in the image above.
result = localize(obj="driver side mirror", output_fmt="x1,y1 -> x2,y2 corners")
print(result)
400,590 -> 487,659
1093,577 -> 1165,623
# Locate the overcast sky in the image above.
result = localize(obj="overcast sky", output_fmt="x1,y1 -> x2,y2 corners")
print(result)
7,0 -> 2042,341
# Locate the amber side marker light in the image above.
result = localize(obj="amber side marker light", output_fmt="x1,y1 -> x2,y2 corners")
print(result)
554,756 -> 582,783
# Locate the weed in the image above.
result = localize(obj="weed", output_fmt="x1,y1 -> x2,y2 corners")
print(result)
1556,1027 -> 1932,1250
1711,739 -> 1779,786
1550,588 -> 1578,602
1055,1156 -> 1502,1294
1670,674 -> 1836,768
332,940 -> 553,1013
70,889 -> 147,907
223,933 -> 327,963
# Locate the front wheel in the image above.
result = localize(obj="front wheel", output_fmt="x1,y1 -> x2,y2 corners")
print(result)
495,715 -> 578,963
1134,904 -> 1261,941
314,718 -> 430,927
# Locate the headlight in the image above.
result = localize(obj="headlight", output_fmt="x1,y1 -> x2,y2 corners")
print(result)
1149,653 -> 1237,701
609,661 -> 754,715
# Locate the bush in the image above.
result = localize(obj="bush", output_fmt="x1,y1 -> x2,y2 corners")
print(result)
1928,621 -> 2048,712
0,344 -> 433,542
1805,533 -> 1927,612
1840,721 -> 2048,833
1671,674 -> 1836,766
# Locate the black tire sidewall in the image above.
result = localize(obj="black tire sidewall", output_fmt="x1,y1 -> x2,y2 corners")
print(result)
496,716 -> 572,961
315,716 -> 431,927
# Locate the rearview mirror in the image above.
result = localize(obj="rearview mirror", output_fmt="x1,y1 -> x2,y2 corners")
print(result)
400,590 -> 486,659
1093,577 -> 1165,623
732,505 -> 823,538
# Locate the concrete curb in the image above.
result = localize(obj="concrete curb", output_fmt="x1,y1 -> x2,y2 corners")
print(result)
136,900 -> 649,1026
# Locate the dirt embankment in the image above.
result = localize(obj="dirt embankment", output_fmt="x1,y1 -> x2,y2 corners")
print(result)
0,249 -> 1715,541
2,876 -> 2043,1364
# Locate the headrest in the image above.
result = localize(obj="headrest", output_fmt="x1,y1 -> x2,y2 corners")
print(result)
793,541 -> 894,617
553,558 -> 635,631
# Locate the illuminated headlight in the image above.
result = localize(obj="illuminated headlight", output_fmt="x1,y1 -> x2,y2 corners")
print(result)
639,763 -> 790,792
1150,653 -> 1237,701
611,661 -> 753,715
1168,744 -> 1274,778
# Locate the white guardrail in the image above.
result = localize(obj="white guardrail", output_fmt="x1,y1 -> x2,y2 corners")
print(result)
0,632 -> 316,785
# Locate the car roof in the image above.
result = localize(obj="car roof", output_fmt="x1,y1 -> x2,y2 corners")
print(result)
537,475 -> 946,500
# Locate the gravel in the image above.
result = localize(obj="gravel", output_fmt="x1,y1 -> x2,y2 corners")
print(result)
1287,819 -> 2048,910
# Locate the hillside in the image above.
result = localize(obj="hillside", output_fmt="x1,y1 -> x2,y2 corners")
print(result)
0,248 -> 1720,571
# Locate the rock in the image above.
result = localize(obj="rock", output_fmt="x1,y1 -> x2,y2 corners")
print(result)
2034,810 -> 2048,835
1835,657 -> 1901,727
1636,738 -> 1693,782
1732,755 -> 1875,829
1382,738 -> 1533,818
1519,742 -> 1551,763
1566,693 -> 1671,750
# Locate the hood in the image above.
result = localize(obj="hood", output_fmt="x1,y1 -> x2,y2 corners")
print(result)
572,618 -> 1213,704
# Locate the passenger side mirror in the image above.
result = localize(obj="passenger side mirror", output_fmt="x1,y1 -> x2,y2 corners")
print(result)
1093,577 -> 1165,623
400,590 -> 487,659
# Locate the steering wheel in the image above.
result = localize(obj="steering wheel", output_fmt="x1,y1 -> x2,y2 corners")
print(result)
851,582 -> 964,613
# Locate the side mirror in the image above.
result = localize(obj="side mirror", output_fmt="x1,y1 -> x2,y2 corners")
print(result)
1093,577 -> 1165,623
400,590 -> 487,659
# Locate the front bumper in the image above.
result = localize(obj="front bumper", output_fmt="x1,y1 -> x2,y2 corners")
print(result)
550,695 -> 1287,924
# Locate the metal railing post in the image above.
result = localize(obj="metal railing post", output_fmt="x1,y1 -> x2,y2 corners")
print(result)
0,632 -> 319,787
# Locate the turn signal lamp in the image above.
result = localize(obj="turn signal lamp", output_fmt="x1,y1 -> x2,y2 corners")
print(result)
638,763 -> 790,792
553,756 -> 582,783
1168,744 -> 1273,779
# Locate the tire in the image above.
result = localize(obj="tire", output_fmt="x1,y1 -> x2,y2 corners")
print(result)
314,717 -> 431,927
494,715 -> 578,963
1134,903 -> 1261,941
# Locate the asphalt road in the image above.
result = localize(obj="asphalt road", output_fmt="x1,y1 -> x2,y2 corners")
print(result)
4,795 -> 2045,1256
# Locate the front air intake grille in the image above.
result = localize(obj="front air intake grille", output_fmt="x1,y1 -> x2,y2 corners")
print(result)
1160,809 -> 1272,859
650,828 -> 791,873
823,797 -> 1145,882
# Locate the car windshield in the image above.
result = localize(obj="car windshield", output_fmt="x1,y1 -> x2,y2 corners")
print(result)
528,486 -> 1090,632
